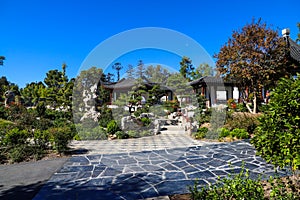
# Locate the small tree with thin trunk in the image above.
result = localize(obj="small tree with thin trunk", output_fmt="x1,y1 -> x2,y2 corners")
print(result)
112,62 -> 123,81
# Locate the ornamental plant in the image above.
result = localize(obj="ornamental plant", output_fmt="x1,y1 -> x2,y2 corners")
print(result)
251,75 -> 300,172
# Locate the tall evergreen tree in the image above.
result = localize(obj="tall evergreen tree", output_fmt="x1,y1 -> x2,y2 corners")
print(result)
179,56 -> 195,81
126,64 -> 135,79
136,60 -> 145,79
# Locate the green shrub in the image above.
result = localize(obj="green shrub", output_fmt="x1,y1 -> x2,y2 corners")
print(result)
235,103 -> 248,112
98,107 -> 113,127
251,75 -> 300,172
34,118 -> 53,131
140,117 -> 151,126
3,128 -> 29,146
74,124 -> 106,140
230,128 -> 250,139
0,119 -> 15,143
8,145 -> 30,163
115,131 -> 128,139
33,129 -> 50,149
48,126 -> 73,153
133,107 -> 149,118
193,127 -> 208,139
107,120 -> 120,135
127,130 -> 138,138
218,127 -> 231,138
225,112 -> 259,133
189,164 -> 264,200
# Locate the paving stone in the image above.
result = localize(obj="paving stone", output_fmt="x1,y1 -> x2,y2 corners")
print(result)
164,171 -> 186,180
232,161 -> 260,170
118,157 -> 137,165
69,156 -> 90,165
212,153 -> 235,161
186,157 -> 211,165
60,165 -> 94,173
34,135 -> 292,200
102,167 -> 121,176
155,180 -> 195,196
187,170 -> 216,179
140,187 -> 160,199
211,170 -> 228,176
207,159 -> 228,168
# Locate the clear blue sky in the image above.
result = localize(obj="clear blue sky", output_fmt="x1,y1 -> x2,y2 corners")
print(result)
1,0 -> 299,88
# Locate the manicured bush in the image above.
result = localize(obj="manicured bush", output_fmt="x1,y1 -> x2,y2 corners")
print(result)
98,106 -> 113,127
218,127 -> 231,138
115,131 -> 128,139
107,120 -> 120,135
193,127 -> 208,139
140,117 -> 151,126
48,126 -> 73,153
75,124 -> 107,140
230,128 -> 250,139
133,107 -> 149,118
251,75 -> 300,171
127,130 -> 139,138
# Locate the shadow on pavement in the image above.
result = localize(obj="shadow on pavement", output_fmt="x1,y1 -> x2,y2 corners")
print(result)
0,181 -> 45,200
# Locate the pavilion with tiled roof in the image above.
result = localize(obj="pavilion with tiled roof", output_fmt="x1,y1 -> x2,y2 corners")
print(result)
188,76 -> 237,107
282,28 -> 300,74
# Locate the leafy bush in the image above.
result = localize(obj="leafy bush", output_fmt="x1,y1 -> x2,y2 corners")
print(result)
115,131 -> 128,139
133,107 -> 149,118
193,127 -> 208,139
3,128 -> 29,146
189,164 -> 264,200
230,128 -> 250,139
98,106 -> 113,127
48,126 -> 74,153
34,118 -> 53,131
107,120 -> 120,135
33,129 -> 50,149
0,119 -> 15,142
126,130 -> 138,138
225,112 -> 259,133
8,145 -> 30,163
75,124 -> 107,140
235,103 -> 248,112
218,127 -> 231,138
252,75 -> 300,171
140,117 -> 151,126
163,100 -> 179,113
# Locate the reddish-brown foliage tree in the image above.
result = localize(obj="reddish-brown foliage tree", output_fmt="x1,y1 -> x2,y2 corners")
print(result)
215,19 -> 290,113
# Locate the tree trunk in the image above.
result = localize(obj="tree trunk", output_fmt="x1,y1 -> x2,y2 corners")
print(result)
253,92 -> 257,114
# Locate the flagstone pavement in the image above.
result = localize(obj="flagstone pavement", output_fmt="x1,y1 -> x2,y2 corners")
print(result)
33,126 -> 290,200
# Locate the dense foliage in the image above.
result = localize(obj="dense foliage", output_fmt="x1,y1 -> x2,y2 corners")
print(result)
215,19 -> 291,113
251,75 -> 300,171
189,164 -> 299,200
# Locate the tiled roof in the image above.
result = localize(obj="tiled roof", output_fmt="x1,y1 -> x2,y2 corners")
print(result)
103,78 -> 136,89
103,78 -> 173,91
188,76 -> 234,86
288,38 -> 300,63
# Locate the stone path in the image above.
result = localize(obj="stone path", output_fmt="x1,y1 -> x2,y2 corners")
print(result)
68,126 -> 216,155
34,126 -> 290,200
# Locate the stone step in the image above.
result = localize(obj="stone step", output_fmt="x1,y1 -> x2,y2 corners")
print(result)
161,125 -> 185,131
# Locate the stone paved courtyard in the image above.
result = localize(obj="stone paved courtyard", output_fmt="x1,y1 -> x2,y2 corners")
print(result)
33,127 -> 290,200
